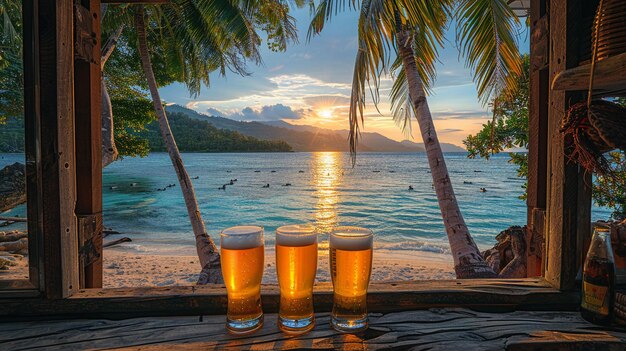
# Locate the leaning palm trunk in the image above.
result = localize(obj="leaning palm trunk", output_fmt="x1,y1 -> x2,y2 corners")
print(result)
101,80 -> 117,167
134,6 -> 223,284
396,30 -> 496,279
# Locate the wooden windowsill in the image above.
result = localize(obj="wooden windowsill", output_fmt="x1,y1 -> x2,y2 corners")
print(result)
0,278 -> 579,320
2,308 -> 624,350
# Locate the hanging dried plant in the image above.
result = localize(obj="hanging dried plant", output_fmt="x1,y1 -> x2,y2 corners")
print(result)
561,100 -> 626,174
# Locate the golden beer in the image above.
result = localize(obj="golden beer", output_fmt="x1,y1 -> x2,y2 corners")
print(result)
276,224 -> 318,334
220,226 -> 265,334
329,226 -> 373,332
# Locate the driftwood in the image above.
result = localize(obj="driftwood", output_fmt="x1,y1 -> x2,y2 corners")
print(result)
0,163 -> 26,213
0,238 -> 27,253
483,226 -> 528,278
0,308 -> 624,350
0,231 -> 27,242
0,216 -> 27,222
103,237 -> 131,248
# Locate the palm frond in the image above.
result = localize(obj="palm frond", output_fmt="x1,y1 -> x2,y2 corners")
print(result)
307,0 -> 356,41
347,0 -> 394,158
456,0 -> 522,104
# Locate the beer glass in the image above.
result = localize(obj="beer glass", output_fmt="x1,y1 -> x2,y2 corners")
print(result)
220,226 -> 265,334
329,226 -> 373,332
275,224 -> 318,334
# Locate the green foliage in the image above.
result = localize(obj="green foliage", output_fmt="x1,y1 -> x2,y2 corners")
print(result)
0,115 -> 23,152
0,0 -> 23,123
464,55 -> 626,217
104,37 -> 158,158
464,54 -> 529,198
593,151 -> 626,220
139,112 -> 293,152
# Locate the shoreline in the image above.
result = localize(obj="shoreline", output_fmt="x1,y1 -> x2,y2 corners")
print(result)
103,246 -> 455,288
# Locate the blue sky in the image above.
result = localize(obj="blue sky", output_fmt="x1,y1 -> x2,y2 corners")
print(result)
159,7 -> 529,146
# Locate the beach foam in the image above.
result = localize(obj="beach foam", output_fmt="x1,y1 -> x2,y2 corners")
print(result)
329,226 -> 373,251
276,224 -> 317,247
221,226 -> 264,250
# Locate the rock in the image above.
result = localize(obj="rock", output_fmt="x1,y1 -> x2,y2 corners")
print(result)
0,163 -> 26,213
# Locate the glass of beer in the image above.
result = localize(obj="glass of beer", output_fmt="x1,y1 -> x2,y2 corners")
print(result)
220,226 -> 265,334
329,226 -> 373,333
275,224 -> 318,334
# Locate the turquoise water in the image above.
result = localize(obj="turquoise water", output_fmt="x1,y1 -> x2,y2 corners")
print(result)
1,152 -> 612,254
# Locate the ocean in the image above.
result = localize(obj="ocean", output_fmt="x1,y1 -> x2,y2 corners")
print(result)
1,152 -> 612,255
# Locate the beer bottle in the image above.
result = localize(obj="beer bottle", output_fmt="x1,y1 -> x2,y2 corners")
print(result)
581,227 -> 616,325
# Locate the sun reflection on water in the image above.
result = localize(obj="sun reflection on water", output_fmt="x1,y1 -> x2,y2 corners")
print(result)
311,152 -> 342,236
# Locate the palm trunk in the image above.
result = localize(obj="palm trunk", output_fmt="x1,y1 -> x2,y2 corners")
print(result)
101,80 -> 118,167
396,30 -> 497,279
101,24 -> 124,168
134,6 -> 223,284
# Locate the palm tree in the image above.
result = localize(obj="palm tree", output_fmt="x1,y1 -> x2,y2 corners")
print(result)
129,1 -> 299,283
309,0 -> 522,278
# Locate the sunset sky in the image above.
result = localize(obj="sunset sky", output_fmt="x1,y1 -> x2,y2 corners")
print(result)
160,7 -> 529,147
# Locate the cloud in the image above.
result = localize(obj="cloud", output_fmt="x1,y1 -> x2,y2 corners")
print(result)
432,111 -> 488,120
268,65 -> 284,72
439,128 -> 464,134
207,104 -> 309,121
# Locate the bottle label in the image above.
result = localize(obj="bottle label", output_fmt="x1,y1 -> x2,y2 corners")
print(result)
582,281 -> 610,315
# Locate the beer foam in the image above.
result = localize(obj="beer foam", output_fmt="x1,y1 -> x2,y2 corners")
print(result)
220,226 -> 264,250
276,224 -> 317,247
329,226 -> 373,251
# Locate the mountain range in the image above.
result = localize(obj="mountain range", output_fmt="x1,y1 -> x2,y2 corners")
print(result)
166,105 -> 466,153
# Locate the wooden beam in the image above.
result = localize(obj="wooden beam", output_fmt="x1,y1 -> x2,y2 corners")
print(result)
22,0 -> 42,293
74,0 -> 103,289
544,0 -> 592,291
36,0 -> 79,299
551,52 -> 626,93
526,0 -> 549,278
0,279 -> 579,319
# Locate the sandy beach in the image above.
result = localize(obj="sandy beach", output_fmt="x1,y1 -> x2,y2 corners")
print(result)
102,247 -> 455,288
0,241 -> 456,287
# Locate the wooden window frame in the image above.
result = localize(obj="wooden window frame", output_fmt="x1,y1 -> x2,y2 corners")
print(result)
1,0 -> 595,318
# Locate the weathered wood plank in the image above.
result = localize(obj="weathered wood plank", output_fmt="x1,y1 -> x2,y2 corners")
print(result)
36,0 -> 79,299
0,279 -> 580,319
544,0 -> 591,291
527,0 -> 549,279
551,52 -> 626,93
74,0 -> 103,289
0,309 -> 624,350
21,0 -> 42,292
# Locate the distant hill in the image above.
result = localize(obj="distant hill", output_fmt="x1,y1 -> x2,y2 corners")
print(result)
140,112 -> 292,152
166,105 -> 425,152
400,140 -> 465,153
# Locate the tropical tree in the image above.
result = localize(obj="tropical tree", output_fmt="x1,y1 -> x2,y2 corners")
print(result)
465,54 -> 529,199
100,1 -> 300,283
309,0 -> 523,278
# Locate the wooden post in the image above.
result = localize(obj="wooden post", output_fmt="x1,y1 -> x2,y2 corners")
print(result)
526,0 -> 549,278
74,0 -> 103,289
544,0 -> 592,290
33,0 -> 79,299
22,0 -> 42,291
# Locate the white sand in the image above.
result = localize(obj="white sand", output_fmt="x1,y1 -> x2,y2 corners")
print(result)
103,247 -> 454,288
0,245 -> 455,287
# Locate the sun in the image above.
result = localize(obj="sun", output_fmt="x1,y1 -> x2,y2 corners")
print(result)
318,109 -> 333,119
